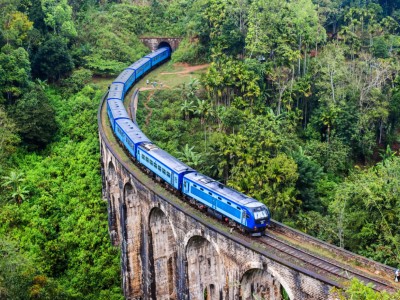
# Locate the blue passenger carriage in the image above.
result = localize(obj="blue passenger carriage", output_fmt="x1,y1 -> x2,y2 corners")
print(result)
137,143 -> 194,190
113,69 -> 136,94
145,47 -> 171,67
127,57 -> 151,80
182,172 -> 270,234
114,119 -> 151,155
107,83 -> 125,101
107,99 -> 130,130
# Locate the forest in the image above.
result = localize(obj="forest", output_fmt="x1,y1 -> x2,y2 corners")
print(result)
1,0 -> 400,298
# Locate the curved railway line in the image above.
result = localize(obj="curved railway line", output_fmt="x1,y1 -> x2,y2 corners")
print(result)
99,59 -> 399,295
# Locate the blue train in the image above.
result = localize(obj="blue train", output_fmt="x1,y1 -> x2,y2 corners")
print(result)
106,47 -> 271,235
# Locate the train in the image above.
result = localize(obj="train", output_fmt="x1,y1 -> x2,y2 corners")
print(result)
106,47 -> 271,235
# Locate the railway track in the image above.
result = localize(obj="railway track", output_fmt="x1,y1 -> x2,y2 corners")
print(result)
258,232 -> 396,293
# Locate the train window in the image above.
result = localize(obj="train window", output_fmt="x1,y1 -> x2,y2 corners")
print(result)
227,202 -> 231,205
158,166 -> 161,171
184,182 -> 187,187
218,197 -> 221,200
200,188 -> 204,191
167,172 -> 170,177
141,154 -> 145,159
146,157 -> 149,162
162,169 -> 166,174
246,213 -> 250,219
208,192 -> 212,195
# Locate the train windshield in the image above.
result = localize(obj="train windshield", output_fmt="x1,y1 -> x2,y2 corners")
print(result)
253,207 -> 268,220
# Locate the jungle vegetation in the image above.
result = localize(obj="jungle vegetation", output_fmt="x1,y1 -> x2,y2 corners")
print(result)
1,0 -> 400,298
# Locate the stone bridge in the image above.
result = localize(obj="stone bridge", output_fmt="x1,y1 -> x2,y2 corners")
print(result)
140,37 -> 182,52
99,102 -> 338,299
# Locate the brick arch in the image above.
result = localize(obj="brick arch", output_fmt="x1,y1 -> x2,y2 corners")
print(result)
186,236 -> 225,299
149,207 -> 177,299
107,161 -> 121,246
240,268 -> 284,300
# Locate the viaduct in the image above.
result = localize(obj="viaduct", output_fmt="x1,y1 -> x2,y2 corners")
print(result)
99,123 -> 337,299
98,40 -> 395,299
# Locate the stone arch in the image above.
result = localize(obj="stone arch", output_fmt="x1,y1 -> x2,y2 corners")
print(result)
239,268 -> 282,300
265,265 -> 295,300
158,41 -> 172,52
122,181 -> 143,298
149,207 -> 177,299
186,236 -> 225,300
107,161 -> 120,246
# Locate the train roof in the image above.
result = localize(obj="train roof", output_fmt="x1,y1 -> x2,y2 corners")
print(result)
184,172 -> 261,207
127,57 -> 150,70
108,100 -> 129,120
139,143 -> 194,174
115,119 -> 151,144
107,90 -> 123,101
109,83 -> 124,92
108,99 -> 124,110
145,47 -> 169,59
113,69 -> 135,85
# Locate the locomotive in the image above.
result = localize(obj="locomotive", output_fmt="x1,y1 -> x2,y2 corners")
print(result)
106,47 -> 271,235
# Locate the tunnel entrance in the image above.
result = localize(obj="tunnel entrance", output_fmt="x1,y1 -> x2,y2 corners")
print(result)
158,41 -> 172,52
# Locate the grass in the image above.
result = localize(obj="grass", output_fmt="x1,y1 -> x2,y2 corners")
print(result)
128,60 -> 207,93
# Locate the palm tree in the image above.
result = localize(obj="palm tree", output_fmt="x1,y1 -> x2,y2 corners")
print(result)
1,170 -> 29,205
180,100 -> 195,120
195,99 -> 213,152
177,144 -> 203,168
186,78 -> 200,100
11,186 -> 29,205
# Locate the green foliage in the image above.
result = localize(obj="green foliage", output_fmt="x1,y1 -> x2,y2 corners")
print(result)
0,45 -> 31,103
172,38 -> 205,64
291,148 -> 325,212
0,85 -> 122,298
373,36 -> 389,58
331,278 -> 400,299
0,239 -> 37,299
0,107 -> 20,166
328,157 -> 400,264
177,144 -> 203,168
77,5 -> 149,75
41,0 -> 77,38
246,0 -> 326,64
304,138 -> 351,174
202,56 -> 261,109
1,11 -> 33,47
1,170 -> 29,205
60,68 -> 93,95
32,35 -> 74,81
12,84 -> 58,149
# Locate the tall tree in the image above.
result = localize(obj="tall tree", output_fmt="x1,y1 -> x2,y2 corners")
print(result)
0,107 -> 20,167
32,35 -> 73,81
0,45 -> 31,103
12,84 -> 58,148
